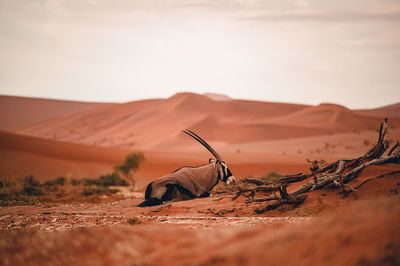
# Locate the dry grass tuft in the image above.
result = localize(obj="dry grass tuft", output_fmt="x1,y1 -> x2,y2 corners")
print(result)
127,217 -> 142,225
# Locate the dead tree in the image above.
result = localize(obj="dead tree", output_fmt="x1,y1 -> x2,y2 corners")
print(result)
231,119 -> 400,213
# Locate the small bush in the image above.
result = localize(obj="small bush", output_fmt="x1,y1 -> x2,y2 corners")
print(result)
212,182 -> 236,194
55,176 -> 66,185
0,192 -> 39,206
70,179 -> 81,186
114,152 -> 145,185
127,217 -> 141,225
0,173 -> 126,206
24,175 -> 40,187
83,173 -> 128,187
98,173 -> 129,186
0,178 -> 15,188
83,178 -> 100,186
23,184 -> 44,196
20,175 -> 44,196
82,187 -> 119,197
260,171 -> 282,183
43,176 -> 66,186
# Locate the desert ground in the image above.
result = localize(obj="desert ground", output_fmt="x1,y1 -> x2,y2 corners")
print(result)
0,93 -> 399,265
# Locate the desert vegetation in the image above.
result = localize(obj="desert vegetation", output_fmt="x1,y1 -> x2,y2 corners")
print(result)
114,152 -> 145,190
0,174 -> 129,206
0,152 -> 145,206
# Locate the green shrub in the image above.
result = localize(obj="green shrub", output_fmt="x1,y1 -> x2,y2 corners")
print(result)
54,176 -> 66,185
23,184 -> 44,196
43,176 -> 66,186
82,178 -> 100,186
70,179 -> 81,186
21,175 -> 44,196
260,171 -> 282,183
0,192 -> 39,206
82,187 -> 119,197
24,175 -> 40,187
98,173 -> 129,186
114,152 -> 145,185
212,182 -> 236,193
0,177 -> 15,188
82,173 -> 128,187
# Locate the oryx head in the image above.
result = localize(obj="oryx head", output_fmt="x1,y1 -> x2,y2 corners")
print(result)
182,129 -> 236,185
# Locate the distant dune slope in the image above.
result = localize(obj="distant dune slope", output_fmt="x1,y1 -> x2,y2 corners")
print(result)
15,93 -> 400,151
0,130 -> 310,182
3,93 -> 399,181
356,102 -> 400,118
271,103 -> 388,131
0,130 -> 128,180
0,95 -> 113,130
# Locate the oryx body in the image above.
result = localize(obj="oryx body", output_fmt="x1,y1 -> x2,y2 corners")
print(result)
139,130 -> 235,206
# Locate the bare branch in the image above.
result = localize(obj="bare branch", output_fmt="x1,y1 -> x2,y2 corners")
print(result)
388,140 -> 400,156
254,195 -> 306,214
241,178 -> 266,186
244,119 -> 398,214
246,195 -> 280,203
387,189 -> 398,198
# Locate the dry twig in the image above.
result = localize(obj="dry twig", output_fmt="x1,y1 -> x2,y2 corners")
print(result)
246,119 -> 400,213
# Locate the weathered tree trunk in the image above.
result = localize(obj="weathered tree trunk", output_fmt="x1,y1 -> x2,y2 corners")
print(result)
234,119 -> 400,213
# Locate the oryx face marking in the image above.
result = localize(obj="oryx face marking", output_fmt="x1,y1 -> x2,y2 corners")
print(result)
150,185 -> 166,199
226,176 -> 236,185
220,161 -> 235,185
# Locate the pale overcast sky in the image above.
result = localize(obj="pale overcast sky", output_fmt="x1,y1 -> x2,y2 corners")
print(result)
1,0 -> 399,108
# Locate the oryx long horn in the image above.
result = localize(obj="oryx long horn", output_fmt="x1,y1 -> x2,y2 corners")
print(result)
182,129 -> 222,161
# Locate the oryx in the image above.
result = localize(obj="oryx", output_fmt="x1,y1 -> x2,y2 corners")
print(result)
138,129 -> 235,206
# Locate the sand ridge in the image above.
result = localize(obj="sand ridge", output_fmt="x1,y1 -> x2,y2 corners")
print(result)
14,93 -> 400,152
0,95 -> 112,131
1,93 -> 399,184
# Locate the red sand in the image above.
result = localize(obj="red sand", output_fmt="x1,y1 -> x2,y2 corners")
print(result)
16,93 -> 399,150
1,172 -> 399,265
0,131 -> 309,188
0,92 -> 399,266
1,93 -> 399,186
0,95 -> 112,131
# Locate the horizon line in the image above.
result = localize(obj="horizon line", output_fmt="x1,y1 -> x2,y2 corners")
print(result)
1,92 -> 399,111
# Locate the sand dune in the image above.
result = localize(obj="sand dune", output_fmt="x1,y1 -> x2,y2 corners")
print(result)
0,130 -> 129,180
356,102 -> 400,118
2,93 -> 399,183
15,92 -> 398,152
0,95 -> 112,131
269,102 -> 400,131
0,130 -> 309,185
16,92 -> 307,148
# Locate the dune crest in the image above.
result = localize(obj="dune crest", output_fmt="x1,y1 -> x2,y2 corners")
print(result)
2,93 -> 399,181
14,92 -> 397,152
0,95 -> 112,131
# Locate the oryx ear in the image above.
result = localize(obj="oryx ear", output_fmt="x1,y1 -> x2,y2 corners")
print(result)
209,158 -> 214,163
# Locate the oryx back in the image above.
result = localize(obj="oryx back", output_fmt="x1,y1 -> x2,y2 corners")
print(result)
144,163 -> 219,204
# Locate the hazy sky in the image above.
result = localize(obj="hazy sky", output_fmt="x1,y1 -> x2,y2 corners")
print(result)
1,0 -> 399,109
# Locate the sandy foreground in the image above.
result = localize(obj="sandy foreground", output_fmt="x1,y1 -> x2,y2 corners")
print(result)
0,199 -> 399,266
1,163 -> 399,266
